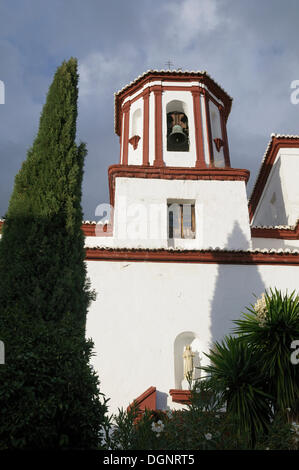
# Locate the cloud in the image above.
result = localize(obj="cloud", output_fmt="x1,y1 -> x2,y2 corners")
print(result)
78,43 -> 143,101
79,52 -> 125,99
162,0 -> 222,50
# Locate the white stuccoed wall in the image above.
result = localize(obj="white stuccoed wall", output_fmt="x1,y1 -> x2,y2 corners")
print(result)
252,149 -> 299,226
112,177 -> 251,250
86,260 -> 299,414
280,153 -> 299,225
251,237 -> 299,250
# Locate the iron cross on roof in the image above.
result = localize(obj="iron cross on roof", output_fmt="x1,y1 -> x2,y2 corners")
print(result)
165,60 -> 174,69
165,61 -> 182,71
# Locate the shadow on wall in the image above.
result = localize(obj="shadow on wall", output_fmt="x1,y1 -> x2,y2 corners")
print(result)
209,221 -> 265,347
254,158 -> 288,226
156,390 -> 168,410
270,159 -> 288,225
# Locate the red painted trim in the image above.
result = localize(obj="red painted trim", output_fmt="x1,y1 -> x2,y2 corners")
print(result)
191,87 -> 205,168
207,92 -> 222,111
169,389 -> 191,404
162,85 -> 213,93
249,137 -> 299,221
251,221 -> 299,239
82,224 -> 96,236
142,88 -> 150,166
115,72 -> 232,136
82,223 -> 113,237
122,101 -> 131,165
85,247 -> 299,265
128,91 -> 144,106
153,85 -> 164,167
127,386 -> 157,414
204,92 -> 214,166
119,126 -> 122,164
162,85 -> 193,92
108,164 -> 249,206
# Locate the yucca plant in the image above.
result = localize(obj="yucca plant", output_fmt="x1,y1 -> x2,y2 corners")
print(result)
201,335 -> 273,447
233,289 -> 299,421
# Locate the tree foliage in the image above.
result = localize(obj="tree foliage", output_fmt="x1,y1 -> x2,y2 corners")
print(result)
0,58 -> 107,449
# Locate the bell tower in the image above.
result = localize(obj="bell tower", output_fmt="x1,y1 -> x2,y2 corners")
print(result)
108,70 -> 251,250
114,70 -> 232,169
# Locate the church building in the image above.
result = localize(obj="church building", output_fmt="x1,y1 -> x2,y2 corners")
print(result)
82,70 -> 299,413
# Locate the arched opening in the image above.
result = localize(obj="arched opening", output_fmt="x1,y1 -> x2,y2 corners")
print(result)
166,100 -> 189,152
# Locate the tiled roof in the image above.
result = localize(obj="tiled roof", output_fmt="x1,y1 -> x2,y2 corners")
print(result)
82,220 -> 107,224
251,224 -> 297,229
114,69 -> 232,100
85,245 -> 299,254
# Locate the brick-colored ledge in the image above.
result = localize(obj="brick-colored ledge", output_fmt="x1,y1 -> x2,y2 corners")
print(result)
85,247 -> 299,265
169,389 -> 191,404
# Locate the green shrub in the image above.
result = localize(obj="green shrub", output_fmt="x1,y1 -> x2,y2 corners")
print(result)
100,379 -> 296,450
234,289 -> 299,421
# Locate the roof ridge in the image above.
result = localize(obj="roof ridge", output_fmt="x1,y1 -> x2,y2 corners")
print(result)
114,69 -> 231,98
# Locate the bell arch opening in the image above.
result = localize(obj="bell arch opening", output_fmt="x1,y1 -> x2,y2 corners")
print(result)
166,100 -> 189,152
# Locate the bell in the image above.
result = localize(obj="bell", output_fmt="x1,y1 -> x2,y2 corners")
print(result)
168,124 -> 187,145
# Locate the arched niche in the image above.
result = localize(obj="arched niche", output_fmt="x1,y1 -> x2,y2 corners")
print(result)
132,108 -> 142,138
129,107 -> 142,159
173,331 -> 201,389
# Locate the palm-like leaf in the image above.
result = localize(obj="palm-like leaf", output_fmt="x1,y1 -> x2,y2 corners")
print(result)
233,289 -> 299,417
201,336 -> 273,445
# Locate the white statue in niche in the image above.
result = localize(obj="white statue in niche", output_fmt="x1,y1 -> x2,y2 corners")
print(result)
183,345 -> 195,380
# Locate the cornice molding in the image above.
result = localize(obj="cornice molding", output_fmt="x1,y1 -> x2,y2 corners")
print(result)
108,164 -> 250,206
251,221 -> 299,240
85,247 -> 299,265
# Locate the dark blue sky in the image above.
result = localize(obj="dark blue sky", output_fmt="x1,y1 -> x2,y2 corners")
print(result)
1,0 -> 299,219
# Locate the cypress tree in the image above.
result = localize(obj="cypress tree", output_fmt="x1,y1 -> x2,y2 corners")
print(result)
0,58 -> 107,449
